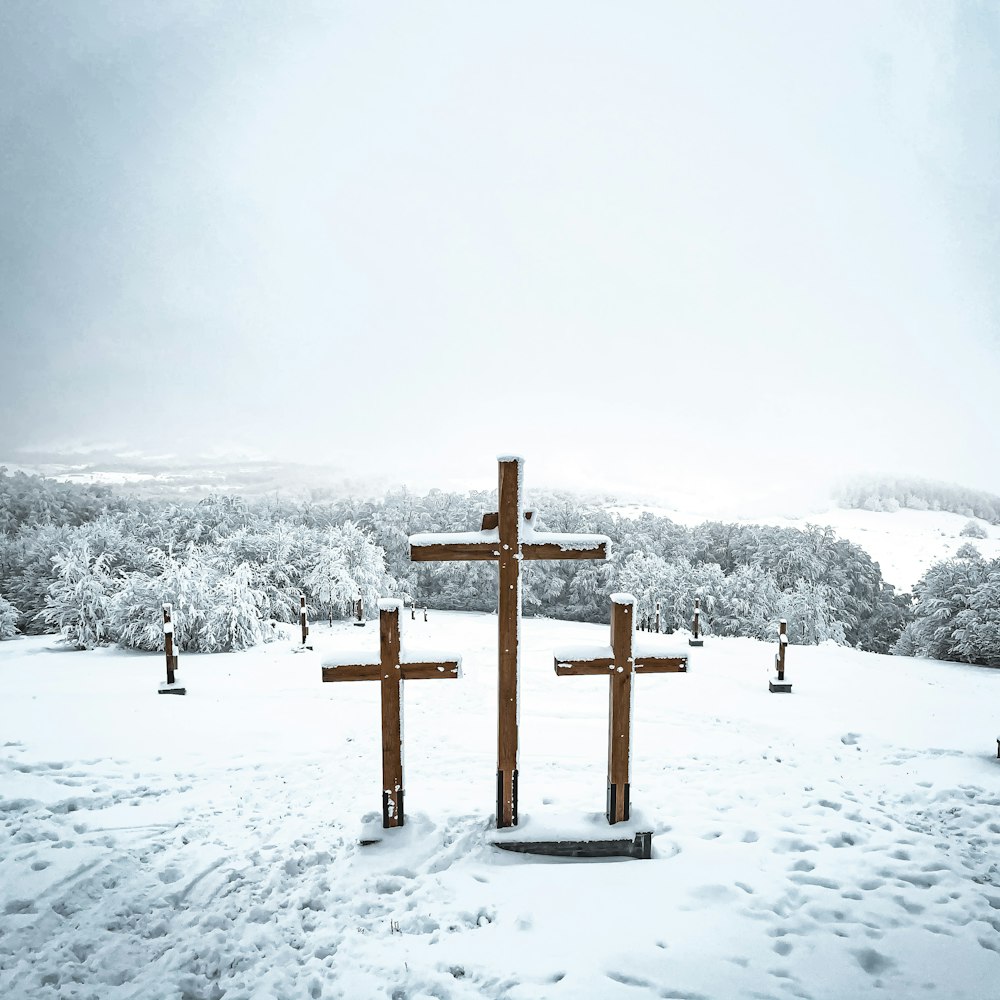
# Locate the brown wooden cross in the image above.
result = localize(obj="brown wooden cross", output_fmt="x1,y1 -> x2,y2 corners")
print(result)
554,593 -> 687,824
321,599 -> 461,827
410,455 -> 609,828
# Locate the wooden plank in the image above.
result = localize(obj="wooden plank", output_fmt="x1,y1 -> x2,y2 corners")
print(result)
380,605 -> 404,828
410,541 -> 499,562
634,657 -> 687,674
321,663 -> 380,683
554,657 -> 615,675
497,457 -> 520,828
522,541 -> 608,561
399,661 -> 460,680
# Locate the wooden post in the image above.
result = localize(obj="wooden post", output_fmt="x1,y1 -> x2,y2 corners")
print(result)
423,606 -> 427,623
769,619 -> 792,693
554,594 -> 687,823
353,594 -> 365,627
299,594 -> 309,646
655,601 -> 660,634
158,603 -> 186,695
321,599 -> 461,827
409,455 -> 609,828
411,604 -> 416,620
689,597 -> 704,647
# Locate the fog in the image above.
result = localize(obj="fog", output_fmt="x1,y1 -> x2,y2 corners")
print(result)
2,1 -> 999,505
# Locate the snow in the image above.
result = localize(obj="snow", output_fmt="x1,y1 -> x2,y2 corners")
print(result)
377,598 -> 404,613
522,527 -> 611,550
610,592 -> 635,605
632,636 -> 691,659
410,529 -> 500,547
3,612 -> 1000,999
553,643 -> 614,664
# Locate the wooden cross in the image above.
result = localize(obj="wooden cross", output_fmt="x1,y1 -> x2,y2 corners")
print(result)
321,599 -> 461,827
553,593 -> 687,824
410,455 -> 609,828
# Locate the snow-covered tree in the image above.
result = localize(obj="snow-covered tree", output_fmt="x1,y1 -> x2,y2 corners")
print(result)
199,563 -> 275,652
960,519 -> 988,539
40,538 -> 116,649
304,523 -> 395,623
0,594 -> 20,639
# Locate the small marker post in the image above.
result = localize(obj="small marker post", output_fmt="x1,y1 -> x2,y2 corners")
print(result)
353,593 -> 365,627
423,606 -> 428,623
769,620 -> 792,693
655,601 -> 661,634
299,594 -> 311,648
689,597 -> 704,647
158,604 -> 186,695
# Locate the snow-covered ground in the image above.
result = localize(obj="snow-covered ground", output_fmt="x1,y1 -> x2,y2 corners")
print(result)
611,504 -> 1000,592
2,611 -> 1000,999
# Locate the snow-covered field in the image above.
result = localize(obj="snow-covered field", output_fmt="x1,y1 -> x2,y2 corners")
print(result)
612,504 -> 1000,592
3,611 -> 1000,999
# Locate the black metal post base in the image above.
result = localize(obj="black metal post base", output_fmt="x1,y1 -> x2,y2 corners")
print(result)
606,780 -> 631,824
496,768 -> 519,827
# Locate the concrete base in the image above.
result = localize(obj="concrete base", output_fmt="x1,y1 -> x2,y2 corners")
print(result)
769,677 -> 792,693
352,622 -> 366,627
158,682 -> 187,696
491,831 -> 652,860
688,639 -> 704,647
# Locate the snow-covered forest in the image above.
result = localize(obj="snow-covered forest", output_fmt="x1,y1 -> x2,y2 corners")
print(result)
836,476 -> 1000,522
2,467 -> 999,665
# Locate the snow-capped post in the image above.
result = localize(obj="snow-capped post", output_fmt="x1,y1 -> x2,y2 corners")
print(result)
353,593 -> 364,627
320,599 -> 461,828
157,604 -> 186,696
411,605 -> 415,621
689,597 -> 704,647
410,455 -> 610,828
299,594 -> 309,647
769,620 -> 792,693
655,601 -> 661,634
423,606 -> 427,623
554,594 -> 688,824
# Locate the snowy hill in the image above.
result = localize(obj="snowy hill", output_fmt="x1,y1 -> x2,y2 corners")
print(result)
2,611 -> 1000,999
612,503 -> 1000,592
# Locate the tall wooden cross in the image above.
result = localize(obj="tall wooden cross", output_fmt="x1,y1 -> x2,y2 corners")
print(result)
553,593 -> 687,824
321,599 -> 461,827
410,455 -> 609,828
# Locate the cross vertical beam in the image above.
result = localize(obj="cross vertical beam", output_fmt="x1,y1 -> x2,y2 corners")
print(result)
608,597 -> 633,823
497,457 -> 520,828
380,602 -> 404,824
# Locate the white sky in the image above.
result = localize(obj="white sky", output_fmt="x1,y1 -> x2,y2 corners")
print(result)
2,1 -> 999,502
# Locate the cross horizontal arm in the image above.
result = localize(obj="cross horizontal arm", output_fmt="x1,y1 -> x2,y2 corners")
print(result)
634,656 -> 688,674
522,533 -> 609,561
409,531 -> 499,562
554,657 -> 616,676
321,662 -> 381,682
399,660 -> 461,680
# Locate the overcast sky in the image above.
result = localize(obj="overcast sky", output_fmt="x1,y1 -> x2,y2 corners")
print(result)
2,1 -> 999,504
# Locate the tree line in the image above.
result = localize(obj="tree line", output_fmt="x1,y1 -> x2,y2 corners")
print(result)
1,467 -> 994,665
